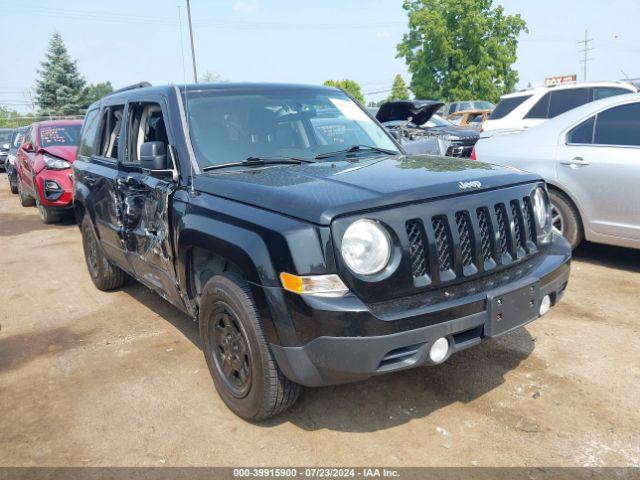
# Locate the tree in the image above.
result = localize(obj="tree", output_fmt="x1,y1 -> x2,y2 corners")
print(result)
323,79 -> 365,104
35,32 -> 86,115
83,82 -> 113,106
201,71 -> 226,83
397,0 -> 527,103
388,74 -> 410,101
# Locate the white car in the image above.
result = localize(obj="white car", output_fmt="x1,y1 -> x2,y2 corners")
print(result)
483,81 -> 636,132
474,92 -> 640,250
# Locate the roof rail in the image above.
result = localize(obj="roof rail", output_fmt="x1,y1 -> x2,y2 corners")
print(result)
106,81 -> 152,97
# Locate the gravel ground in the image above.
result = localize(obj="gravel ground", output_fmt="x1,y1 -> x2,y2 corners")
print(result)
1,174 -> 639,467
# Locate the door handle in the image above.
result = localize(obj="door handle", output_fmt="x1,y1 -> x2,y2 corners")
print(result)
117,175 -> 138,187
560,157 -> 590,167
84,174 -> 98,186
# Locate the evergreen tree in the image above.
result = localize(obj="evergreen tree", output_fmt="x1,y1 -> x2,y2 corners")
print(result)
388,74 -> 410,101
35,33 -> 86,115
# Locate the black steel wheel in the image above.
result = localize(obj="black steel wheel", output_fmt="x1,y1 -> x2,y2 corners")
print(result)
208,302 -> 252,398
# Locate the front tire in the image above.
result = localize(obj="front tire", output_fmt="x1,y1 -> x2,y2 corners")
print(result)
36,196 -> 60,224
81,216 -> 127,291
199,273 -> 301,421
10,182 -> 18,194
549,190 -> 583,249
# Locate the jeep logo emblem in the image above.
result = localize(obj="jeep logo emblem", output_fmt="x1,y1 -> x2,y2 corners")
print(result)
458,180 -> 482,190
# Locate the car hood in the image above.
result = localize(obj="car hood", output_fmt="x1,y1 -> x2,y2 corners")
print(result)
40,146 -> 78,162
376,101 -> 444,126
194,155 -> 540,225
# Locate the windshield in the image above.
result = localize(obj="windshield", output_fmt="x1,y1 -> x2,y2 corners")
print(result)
0,131 -> 12,143
183,88 -> 399,168
39,125 -> 81,147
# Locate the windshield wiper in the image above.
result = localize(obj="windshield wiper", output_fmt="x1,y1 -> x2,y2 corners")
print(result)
314,145 -> 399,160
202,156 -> 315,172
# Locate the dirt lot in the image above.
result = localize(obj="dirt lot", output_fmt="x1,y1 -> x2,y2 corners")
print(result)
0,174 -> 639,468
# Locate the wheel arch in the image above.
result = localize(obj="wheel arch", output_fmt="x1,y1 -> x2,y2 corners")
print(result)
545,181 -> 586,238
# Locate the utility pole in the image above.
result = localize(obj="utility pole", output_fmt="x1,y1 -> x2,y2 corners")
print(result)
578,29 -> 594,81
186,0 -> 198,83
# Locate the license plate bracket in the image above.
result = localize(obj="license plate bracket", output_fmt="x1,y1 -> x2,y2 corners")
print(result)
486,281 -> 540,337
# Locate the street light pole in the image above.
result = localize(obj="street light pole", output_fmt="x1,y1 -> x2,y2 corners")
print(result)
186,0 -> 198,83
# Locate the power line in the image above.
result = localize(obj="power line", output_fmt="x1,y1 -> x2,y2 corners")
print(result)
578,29 -> 595,81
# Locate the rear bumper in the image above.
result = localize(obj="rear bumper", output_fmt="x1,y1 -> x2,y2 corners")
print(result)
270,234 -> 571,387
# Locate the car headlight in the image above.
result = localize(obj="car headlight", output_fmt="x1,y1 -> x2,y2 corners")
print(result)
43,154 -> 71,170
341,219 -> 391,275
532,187 -> 550,232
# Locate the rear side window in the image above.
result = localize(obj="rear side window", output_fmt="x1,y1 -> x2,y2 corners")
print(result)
78,108 -> 101,157
567,117 -> 595,144
548,88 -> 590,118
525,92 -> 551,119
594,103 -> 640,146
490,95 -> 532,120
98,106 -> 125,159
593,87 -> 632,101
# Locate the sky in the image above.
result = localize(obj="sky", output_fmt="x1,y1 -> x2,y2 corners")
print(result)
1,0 -> 640,112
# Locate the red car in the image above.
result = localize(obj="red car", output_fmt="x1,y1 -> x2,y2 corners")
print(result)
16,120 -> 83,223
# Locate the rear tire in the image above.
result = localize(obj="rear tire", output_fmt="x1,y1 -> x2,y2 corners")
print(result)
199,273 -> 301,421
81,216 -> 127,291
18,180 -> 35,207
549,189 -> 583,250
10,183 -> 18,194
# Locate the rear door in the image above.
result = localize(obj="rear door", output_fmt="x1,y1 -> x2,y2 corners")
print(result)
557,102 -> 640,242
82,103 -> 129,267
118,97 -> 184,308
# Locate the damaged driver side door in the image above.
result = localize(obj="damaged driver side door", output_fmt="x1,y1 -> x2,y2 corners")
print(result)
118,99 -> 185,310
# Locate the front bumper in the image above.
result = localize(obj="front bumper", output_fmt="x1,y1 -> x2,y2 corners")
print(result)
35,168 -> 73,208
270,234 -> 571,387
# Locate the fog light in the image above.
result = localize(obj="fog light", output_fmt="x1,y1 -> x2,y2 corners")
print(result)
429,337 -> 449,363
539,295 -> 551,316
44,180 -> 60,191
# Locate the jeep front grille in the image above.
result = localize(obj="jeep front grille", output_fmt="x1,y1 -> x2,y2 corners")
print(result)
406,195 -> 538,284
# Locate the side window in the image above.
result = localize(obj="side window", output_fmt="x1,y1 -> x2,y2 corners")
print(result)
594,103 -> 640,146
548,88 -> 590,118
490,95 -> 533,120
78,108 -> 101,157
126,102 -> 169,163
593,87 -> 631,101
525,92 -> 550,119
567,116 -> 595,144
98,106 -> 125,159
29,127 -> 37,147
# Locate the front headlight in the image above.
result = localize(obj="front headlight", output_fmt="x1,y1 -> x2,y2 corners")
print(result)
532,187 -> 550,232
341,219 -> 391,275
43,154 -> 71,170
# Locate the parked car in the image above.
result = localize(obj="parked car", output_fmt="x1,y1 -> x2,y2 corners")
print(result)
483,81 -> 637,132
74,82 -> 570,420
5,127 -> 27,194
0,128 -> 14,170
447,109 -> 492,129
16,120 -> 83,223
474,92 -> 640,250
441,100 -> 495,117
376,100 -> 480,157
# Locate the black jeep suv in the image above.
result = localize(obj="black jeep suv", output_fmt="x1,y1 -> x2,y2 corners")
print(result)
73,83 -> 571,420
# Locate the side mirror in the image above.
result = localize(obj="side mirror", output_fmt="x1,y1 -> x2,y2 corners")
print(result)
21,142 -> 33,152
139,141 -> 167,170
